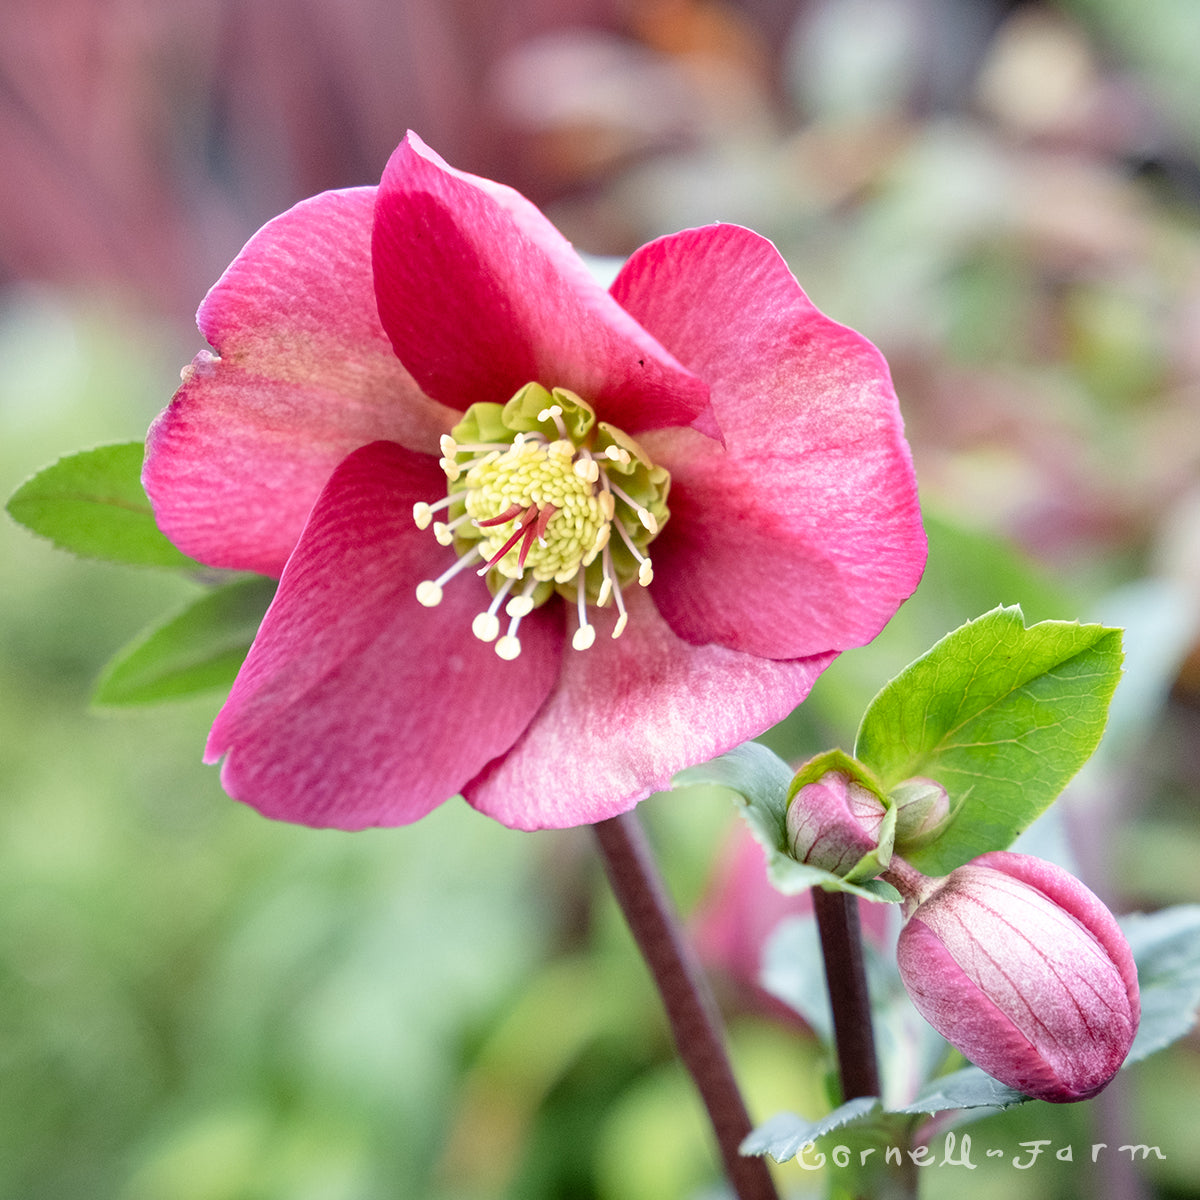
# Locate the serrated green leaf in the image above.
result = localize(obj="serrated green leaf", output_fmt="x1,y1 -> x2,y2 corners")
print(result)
675,739 -> 794,803
6,442 -> 196,568
855,606 -> 1123,874
93,576 -> 275,705
740,1097 -> 882,1161
760,916 -> 837,1045
1121,905 -> 1200,1064
894,1066 -> 1028,1115
764,914 -> 906,1044
675,744 -> 900,903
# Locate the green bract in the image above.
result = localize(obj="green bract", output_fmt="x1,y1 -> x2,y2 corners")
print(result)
675,743 -> 902,903
6,442 -> 197,569
854,606 -> 1124,875
94,576 -> 277,706
5,440 -> 278,708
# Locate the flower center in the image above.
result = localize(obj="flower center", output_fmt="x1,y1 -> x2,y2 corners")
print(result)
412,383 -> 670,660
465,437 -> 607,584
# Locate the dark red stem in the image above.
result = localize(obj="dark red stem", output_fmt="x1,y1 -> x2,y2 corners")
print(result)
593,811 -> 780,1200
812,888 -> 881,1101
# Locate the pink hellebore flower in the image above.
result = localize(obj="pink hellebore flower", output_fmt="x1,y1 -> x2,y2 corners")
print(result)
143,132 -> 926,831
895,851 -> 1140,1103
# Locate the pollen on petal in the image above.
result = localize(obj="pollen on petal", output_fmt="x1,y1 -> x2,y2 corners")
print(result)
416,580 -> 443,607
506,594 -> 535,618
495,635 -> 522,660
472,612 -> 501,641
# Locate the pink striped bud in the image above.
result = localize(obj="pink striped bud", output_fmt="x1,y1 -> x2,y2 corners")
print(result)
786,770 -> 886,876
894,851 -> 1139,1102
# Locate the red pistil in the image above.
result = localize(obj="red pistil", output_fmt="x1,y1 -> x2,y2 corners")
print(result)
478,502 -> 559,573
476,503 -> 526,528
519,503 -> 557,567
534,504 -> 556,537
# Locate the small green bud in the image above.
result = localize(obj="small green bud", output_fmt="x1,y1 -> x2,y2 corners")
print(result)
890,776 -> 951,849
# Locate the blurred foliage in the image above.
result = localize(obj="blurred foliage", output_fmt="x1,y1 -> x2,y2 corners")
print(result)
4,0 -> 1200,1198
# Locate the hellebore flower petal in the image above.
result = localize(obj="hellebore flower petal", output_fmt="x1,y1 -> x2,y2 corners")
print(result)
613,223 -> 927,659
464,586 -> 834,829
895,852 -> 1139,1102
206,441 -> 561,828
145,187 -> 457,576
372,132 -> 713,436
148,131 -> 927,831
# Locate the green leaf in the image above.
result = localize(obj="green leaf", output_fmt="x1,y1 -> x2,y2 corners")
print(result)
93,576 -> 275,705
1121,905 -> 1200,1064
6,442 -> 196,568
895,1066 -> 1028,1114
759,915 -> 837,1045
855,606 -> 1123,874
675,744 -> 900,903
741,1097 -> 882,1161
675,739 -> 795,801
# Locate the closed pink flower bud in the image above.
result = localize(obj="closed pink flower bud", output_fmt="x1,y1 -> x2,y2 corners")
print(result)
890,776 -> 950,846
895,851 -> 1139,1102
786,770 -> 886,875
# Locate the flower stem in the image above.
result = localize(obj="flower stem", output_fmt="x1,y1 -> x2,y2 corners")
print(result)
811,888 -> 880,1101
593,811 -> 780,1200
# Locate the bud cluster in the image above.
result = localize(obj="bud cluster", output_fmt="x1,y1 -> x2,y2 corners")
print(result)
783,762 -> 1139,1103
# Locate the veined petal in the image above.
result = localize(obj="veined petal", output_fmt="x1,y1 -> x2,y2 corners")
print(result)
464,587 -> 833,830
613,223 -> 927,659
372,131 -> 712,436
972,852 -> 1140,1027
898,917 -> 1066,1099
145,187 -> 458,576
899,863 -> 1138,1101
206,441 -> 562,829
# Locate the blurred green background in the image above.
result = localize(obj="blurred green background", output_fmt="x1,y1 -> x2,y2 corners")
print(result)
3,0 -> 1199,1197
